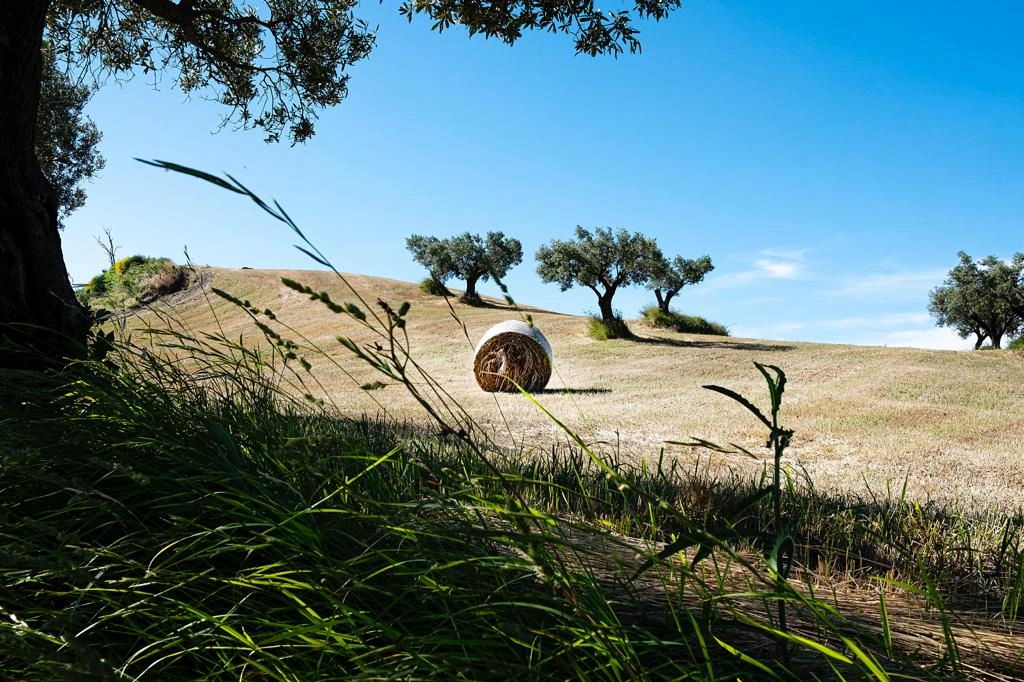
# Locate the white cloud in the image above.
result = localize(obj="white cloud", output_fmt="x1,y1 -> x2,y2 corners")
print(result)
755,259 -> 802,279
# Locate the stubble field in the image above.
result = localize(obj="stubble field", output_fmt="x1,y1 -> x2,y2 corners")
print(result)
134,267 -> 1024,511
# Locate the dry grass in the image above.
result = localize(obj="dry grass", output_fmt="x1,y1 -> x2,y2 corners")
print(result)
128,267 -> 1024,511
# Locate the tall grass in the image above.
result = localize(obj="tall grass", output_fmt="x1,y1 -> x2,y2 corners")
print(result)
4,162 -> 1023,680
2,338 -> 694,680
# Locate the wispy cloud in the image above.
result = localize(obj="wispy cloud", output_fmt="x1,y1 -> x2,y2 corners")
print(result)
824,312 -> 932,330
728,321 -> 806,341
808,313 -> 969,349
824,269 -> 947,299
711,248 -> 809,288
761,247 -> 808,261
732,313 -> 967,350
754,259 -> 801,279
863,327 -> 972,351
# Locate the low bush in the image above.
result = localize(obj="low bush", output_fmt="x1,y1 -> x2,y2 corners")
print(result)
418,276 -> 451,296
81,271 -> 107,296
112,254 -> 147,276
1008,336 -> 1023,351
586,314 -> 633,340
640,305 -> 729,336
77,256 -> 185,309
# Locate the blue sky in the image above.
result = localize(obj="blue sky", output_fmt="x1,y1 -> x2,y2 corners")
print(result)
61,1 -> 1023,349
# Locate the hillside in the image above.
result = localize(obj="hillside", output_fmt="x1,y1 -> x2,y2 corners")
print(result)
126,266 -> 1024,510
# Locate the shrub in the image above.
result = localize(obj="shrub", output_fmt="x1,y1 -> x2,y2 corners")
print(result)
137,264 -> 186,303
640,305 -> 729,336
1009,337 -> 1023,351
419,276 -> 451,297
586,314 -> 633,340
84,272 -> 107,295
77,256 -> 185,309
112,254 -> 147,276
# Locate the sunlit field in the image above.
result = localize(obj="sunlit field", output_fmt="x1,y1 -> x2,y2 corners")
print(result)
135,266 -> 1024,511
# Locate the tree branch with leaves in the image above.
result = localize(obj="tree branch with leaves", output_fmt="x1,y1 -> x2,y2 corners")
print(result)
1,0 -> 684,368
535,226 -> 663,336
407,231 -> 522,303
648,254 -> 713,314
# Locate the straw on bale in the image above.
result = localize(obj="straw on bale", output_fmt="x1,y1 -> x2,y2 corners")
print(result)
473,320 -> 552,393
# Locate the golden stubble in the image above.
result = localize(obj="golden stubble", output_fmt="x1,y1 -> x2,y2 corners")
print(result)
131,268 -> 1024,511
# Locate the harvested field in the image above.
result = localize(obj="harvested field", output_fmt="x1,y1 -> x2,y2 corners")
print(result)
128,267 -> 1024,511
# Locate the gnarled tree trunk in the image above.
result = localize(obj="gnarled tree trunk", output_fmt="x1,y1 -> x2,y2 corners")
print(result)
597,290 -> 616,323
0,0 -> 88,369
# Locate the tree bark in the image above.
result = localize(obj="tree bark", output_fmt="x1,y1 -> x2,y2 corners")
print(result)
597,291 -> 616,322
0,0 -> 88,369
654,289 -> 667,313
657,289 -> 678,314
461,273 -> 480,303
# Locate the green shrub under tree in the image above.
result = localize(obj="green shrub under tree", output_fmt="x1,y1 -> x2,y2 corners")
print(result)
640,305 -> 729,336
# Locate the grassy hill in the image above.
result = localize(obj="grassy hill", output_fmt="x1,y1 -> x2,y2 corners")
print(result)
125,266 -> 1024,511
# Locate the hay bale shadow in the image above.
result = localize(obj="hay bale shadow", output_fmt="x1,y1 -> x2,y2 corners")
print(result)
536,387 -> 611,395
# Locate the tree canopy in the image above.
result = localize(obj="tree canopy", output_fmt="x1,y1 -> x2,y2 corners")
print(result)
1,0 -> 684,368
648,254 -> 713,314
407,231 -> 522,303
405,235 -> 454,290
37,44 -> 104,229
535,226 -> 663,331
928,251 -> 1024,349
43,0 -> 682,145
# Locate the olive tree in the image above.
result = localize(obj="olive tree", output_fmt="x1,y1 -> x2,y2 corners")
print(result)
0,0 -> 683,368
37,44 -> 105,230
648,254 -> 713,314
407,231 -> 522,303
405,235 -> 455,293
928,251 -> 1024,349
535,226 -> 664,332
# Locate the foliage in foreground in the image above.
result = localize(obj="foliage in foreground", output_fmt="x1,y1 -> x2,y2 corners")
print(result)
2,341 -> 668,680
641,305 -> 730,336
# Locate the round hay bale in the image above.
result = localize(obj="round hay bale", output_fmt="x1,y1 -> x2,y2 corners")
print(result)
473,320 -> 552,393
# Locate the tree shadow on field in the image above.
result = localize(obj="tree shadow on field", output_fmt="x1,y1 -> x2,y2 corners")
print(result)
537,387 -> 612,395
634,336 -> 796,353
455,296 -> 572,316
